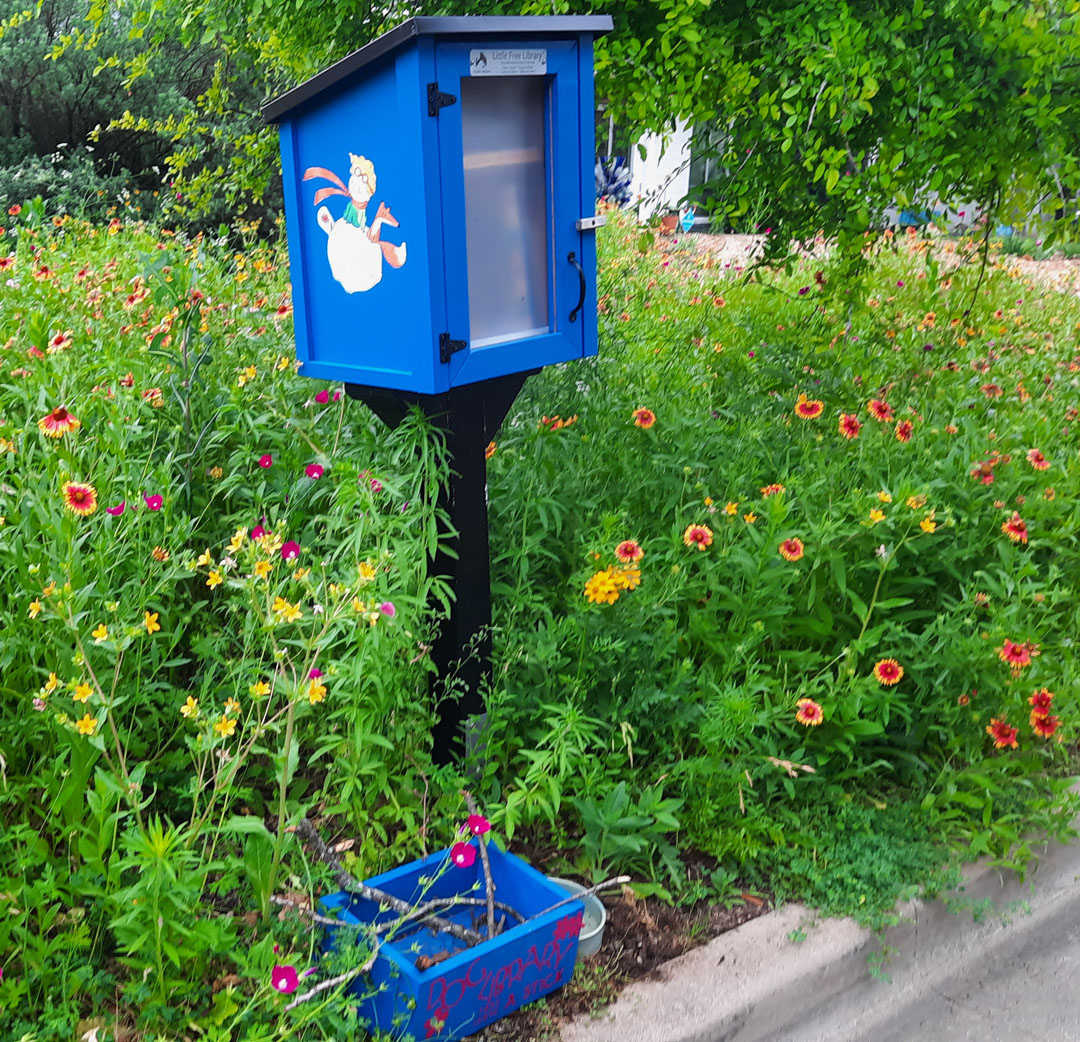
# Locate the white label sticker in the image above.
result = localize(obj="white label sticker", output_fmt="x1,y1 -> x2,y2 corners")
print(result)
469,49 -> 547,76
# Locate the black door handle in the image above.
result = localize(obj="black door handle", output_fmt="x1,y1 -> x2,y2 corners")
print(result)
568,251 -> 586,323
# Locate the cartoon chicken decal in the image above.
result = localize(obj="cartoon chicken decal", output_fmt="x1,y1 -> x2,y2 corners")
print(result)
302,153 -> 407,294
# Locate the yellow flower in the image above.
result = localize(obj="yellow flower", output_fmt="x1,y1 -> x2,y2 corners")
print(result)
703,497 -> 713,506
743,512 -> 757,524
352,596 -> 366,613
367,611 -> 381,626
73,682 -> 93,703
44,672 -> 60,694
224,696 -> 241,715
253,560 -> 272,580
92,623 -> 109,642
276,354 -> 290,372
272,596 -> 289,614
144,611 -> 161,635
207,570 -> 223,589
920,514 -> 937,534
209,466 -> 223,480
42,581 -> 56,597
28,599 -> 42,619
906,494 -> 927,509
228,527 -> 247,552
213,715 -> 237,737
358,560 -> 377,583
869,508 -> 885,524
197,548 -> 214,566
725,501 -> 738,516
237,364 -> 257,387
249,680 -> 270,698
877,491 -> 893,503
76,713 -> 98,736
307,679 -> 327,705
584,568 -> 620,606
180,695 -> 199,718
282,602 -> 303,623
151,546 -> 169,562
292,568 -> 310,581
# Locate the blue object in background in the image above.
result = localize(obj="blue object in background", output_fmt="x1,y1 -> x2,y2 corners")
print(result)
264,17 -> 612,394
321,843 -> 585,1040
680,207 -> 696,233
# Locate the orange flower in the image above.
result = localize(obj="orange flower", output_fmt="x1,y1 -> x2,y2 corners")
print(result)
38,406 -> 81,438
1001,512 -> 1028,544
1026,448 -> 1050,471
779,537 -> 804,562
873,659 -> 904,685
838,413 -> 861,439
867,399 -> 893,422
794,395 -> 824,419
986,717 -> 1019,749
62,482 -> 97,516
683,524 -> 713,550
632,408 -> 656,429
760,483 -> 786,496
485,441 -> 496,459
615,540 -> 644,563
795,698 -> 824,726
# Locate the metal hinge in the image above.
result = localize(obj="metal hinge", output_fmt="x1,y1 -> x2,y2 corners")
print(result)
427,82 -> 457,116
439,332 -> 466,364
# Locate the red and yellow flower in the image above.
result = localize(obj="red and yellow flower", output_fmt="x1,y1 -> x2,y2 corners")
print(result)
38,406 -> 81,438
1030,712 -> 1060,739
794,394 -> 824,420
838,413 -> 861,439
615,540 -> 644,563
631,407 -> 656,429
1026,448 -> 1050,471
1001,512 -> 1028,544
795,698 -> 824,726
683,524 -> 713,550
986,717 -> 1019,749
779,537 -> 805,562
867,399 -> 894,422
62,482 -> 97,516
998,639 -> 1037,672
873,659 -> 904,686
895,419 -> 914,442
1028,688 -> 1054,716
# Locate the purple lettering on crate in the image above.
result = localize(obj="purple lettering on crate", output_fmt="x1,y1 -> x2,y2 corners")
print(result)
425,922 -> 580,1021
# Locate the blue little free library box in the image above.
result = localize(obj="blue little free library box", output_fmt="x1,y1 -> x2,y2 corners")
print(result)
321,842 -> 585,1040
264,15 -> 612,395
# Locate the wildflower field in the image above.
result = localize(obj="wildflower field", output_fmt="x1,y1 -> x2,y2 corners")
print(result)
2,197 -> 1080,1039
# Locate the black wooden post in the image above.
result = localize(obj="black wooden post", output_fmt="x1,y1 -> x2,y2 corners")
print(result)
346,371 -> 534,763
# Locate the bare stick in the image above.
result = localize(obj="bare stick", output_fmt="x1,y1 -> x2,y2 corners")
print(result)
271,894 -> 357,928
531,876 -> 631,921
375,895 -> 525,936
295,819 -> 483,945
283,943 -> 380,1012
462,791 -> 496,939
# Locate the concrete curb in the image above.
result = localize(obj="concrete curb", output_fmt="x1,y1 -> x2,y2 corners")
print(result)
559,833 -> 1080,1042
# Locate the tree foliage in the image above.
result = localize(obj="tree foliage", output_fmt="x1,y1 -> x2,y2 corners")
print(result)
22,0 -> 1080,257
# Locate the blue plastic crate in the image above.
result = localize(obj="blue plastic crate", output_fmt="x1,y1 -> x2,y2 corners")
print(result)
321,842 -> 584,1039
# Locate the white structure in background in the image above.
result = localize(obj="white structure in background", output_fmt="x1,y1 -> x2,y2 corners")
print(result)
628,119 -> 693,221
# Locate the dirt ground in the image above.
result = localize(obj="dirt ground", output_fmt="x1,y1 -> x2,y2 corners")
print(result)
671,230 -> 1080,295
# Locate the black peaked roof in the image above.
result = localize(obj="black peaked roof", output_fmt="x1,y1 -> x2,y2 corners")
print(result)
262,15 -> 614,124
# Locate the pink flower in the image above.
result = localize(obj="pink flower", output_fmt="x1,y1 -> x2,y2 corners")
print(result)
467,814 -> 490,836
305,463 -> 324,479
314,389 -> 329,404
258,454 -> 273,468
106,500 -> 126,516
450,841 -> 476,868
333,391 -> 342,402
281,540 -> 301,561
378,601 -> 396,617
251,524 -> 266,539
271,964 -> 298,994
308,667 -> 323,679
370,479 -> 382,493
143,494 -> 163,511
